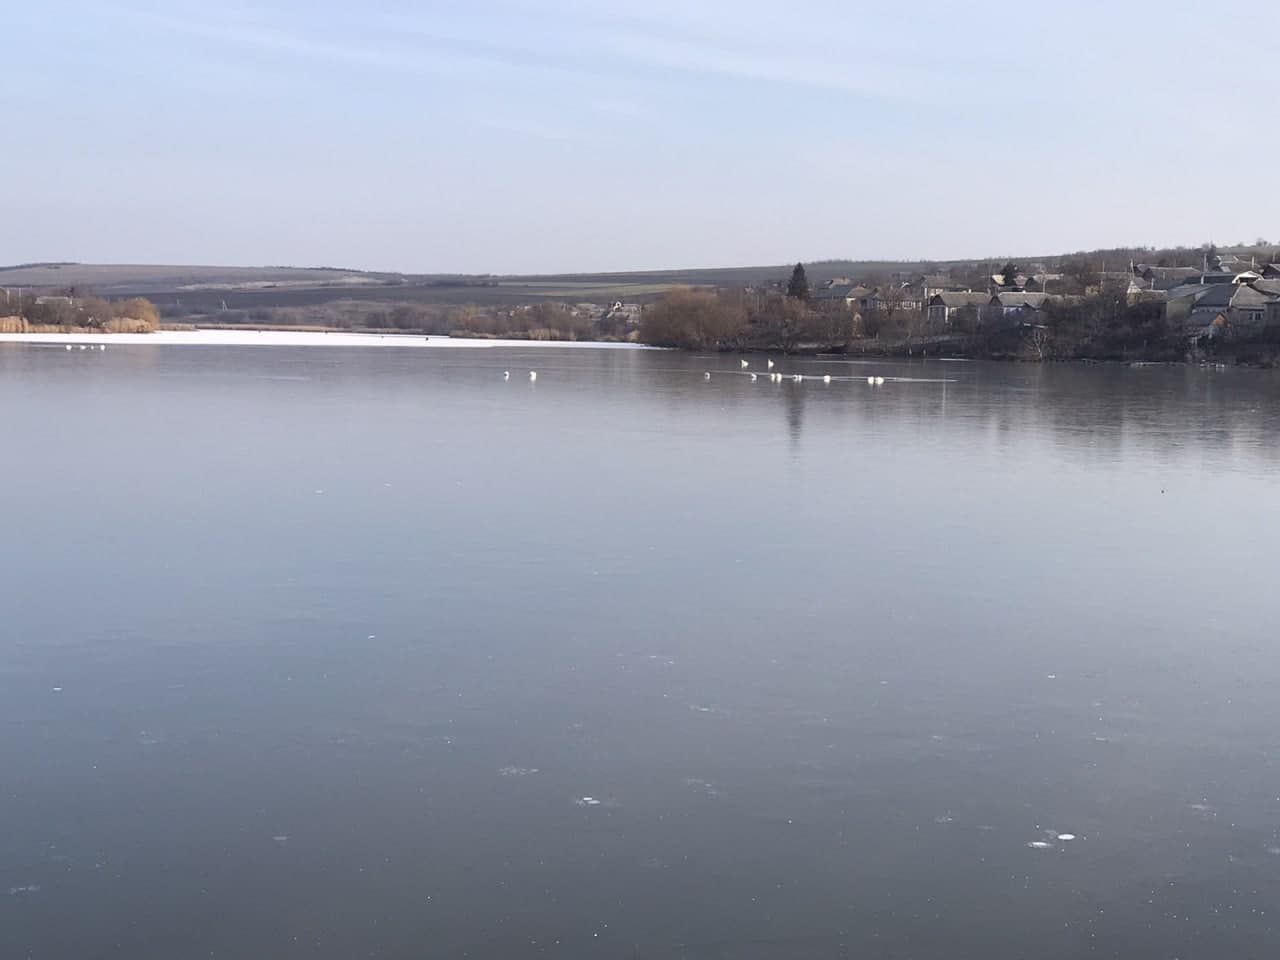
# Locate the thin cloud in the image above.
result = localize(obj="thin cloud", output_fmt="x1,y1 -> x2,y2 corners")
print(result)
107,5 -> 503,79
376,13 -> 609,87
380,2 -> 1008,106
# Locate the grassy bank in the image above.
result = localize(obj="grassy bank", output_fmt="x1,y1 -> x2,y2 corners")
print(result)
0,315 -> 157,334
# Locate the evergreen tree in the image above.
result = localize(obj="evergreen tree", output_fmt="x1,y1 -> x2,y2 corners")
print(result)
786,262 -> 810,301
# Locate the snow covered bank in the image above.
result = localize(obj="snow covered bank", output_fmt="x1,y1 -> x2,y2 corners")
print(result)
0,330 -> 652,349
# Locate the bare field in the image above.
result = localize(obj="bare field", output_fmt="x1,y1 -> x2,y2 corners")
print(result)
0,262 -> 393,292
0,265 -> 890,326
0,262 -> 918,314
504,282 -> 681,298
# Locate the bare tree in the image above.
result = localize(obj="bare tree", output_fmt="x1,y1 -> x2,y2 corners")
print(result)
640,288 -> 746,350
1028,325 -> 1052,360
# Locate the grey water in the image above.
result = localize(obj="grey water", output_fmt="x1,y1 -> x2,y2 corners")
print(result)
4,343 -> 1280,959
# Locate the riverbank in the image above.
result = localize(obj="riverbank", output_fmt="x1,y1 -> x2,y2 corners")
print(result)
0,330 -> 656,349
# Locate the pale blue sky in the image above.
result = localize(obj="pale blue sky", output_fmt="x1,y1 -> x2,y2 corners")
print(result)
4,0 -> 1276,273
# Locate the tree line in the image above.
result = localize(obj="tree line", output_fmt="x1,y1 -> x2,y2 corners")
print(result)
1,293 -> 161,333
636,264 -> 1208,361
199,301 -> 628,341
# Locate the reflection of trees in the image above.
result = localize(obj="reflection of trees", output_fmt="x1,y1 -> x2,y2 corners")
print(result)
960,364 -> 1280,472
784,383 -> 805,444
630,352 -> 1280,475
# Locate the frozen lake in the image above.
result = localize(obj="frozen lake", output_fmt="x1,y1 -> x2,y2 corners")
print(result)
3,342 -> 1280,958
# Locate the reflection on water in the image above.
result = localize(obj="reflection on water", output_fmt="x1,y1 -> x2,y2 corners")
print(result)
2,344 -> 1280,959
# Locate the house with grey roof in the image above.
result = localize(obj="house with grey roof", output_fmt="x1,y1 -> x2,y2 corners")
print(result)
992,292 -> 1052,313
1135,264 -> 1202,284
861,286 -> 924,314
1181,283 -> 1279,340
1186,284 -> 1234,337
819,284 -> 923,315
812,282 -> 868,307
985,292 -> 1058,332
917,275 -> 973,297
1229,284 -> 1275,332
989,273 -> 1029,293
927,292 -> 988,327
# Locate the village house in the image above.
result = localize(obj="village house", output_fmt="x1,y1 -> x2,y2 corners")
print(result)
918,275 -> 970,297
1165,283 -> 1209,328
599,301 -> 642,326
812,281 -> 924,314
989,273 -> 1029,293
1028,272 -> 1065,292
1178,282 -> 1280,341
1185,285 -> 1235,340
1225,285 -> 1274,332
856,285 -> 924,314
1132,264 -> 1204,292
811,282 -> 868,308
991,291 -> 1052,320
926,292 -> 989,327
1264,282 -> 1280,331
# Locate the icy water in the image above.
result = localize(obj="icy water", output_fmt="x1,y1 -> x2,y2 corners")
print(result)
4,342 -> 1280,959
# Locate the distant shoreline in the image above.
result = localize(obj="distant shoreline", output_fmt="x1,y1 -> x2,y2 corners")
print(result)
0,330 -> 657,349
1,331 -> 1266,367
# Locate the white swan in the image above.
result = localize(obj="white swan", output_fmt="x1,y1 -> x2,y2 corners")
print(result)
529,371 -> 537,381
867,376 -> 875,384
740,360 -> 749,368
767,359 -> 775,369
503,371 -> 510,380
750,373 -> 758,381
704,372 -> 711,380
823,375 -> 831,384
875,376 -> 885,385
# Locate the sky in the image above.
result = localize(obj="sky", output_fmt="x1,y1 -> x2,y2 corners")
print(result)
4,0 -> 1277,273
